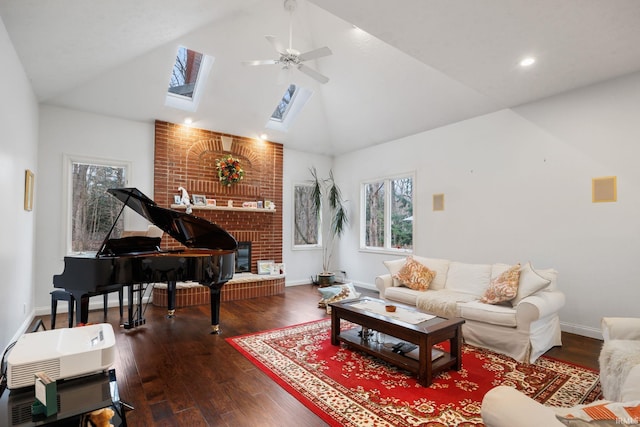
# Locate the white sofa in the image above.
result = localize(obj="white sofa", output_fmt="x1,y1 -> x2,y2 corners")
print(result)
481,317 -> 640,427
375,256 -> 565,363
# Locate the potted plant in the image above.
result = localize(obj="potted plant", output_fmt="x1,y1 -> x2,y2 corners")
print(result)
310,167 -> 348,286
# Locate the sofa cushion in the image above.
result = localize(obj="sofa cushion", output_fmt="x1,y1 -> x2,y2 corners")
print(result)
415,290 -> 477,319
511,262 -> 551,306
480,264 -> 521,304
555,400 -> 640,426
383,258 -> 407,287
393,256 -> 435,290
412,256 -> 450,290
384,286 -> 420,306
458,300 -> 518,327
444,262 -> 492,296
537,267 -> 559,292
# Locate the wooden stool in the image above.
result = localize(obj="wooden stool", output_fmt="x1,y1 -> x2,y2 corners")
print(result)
50,288 -> 124,328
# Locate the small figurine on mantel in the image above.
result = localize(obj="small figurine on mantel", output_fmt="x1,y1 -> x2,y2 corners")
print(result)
178,186 -> 192,214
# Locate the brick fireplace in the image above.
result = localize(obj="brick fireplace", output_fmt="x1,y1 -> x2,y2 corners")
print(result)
152,120 -> 284,303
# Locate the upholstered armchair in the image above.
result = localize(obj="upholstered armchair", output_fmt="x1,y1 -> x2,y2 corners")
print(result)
599,317 -> 640,402
481,317 -> 640,427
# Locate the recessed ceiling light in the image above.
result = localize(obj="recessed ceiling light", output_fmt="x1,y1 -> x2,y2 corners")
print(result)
520,57 -> 536,67
184,117 -> 193,125
260,133 -> 268,140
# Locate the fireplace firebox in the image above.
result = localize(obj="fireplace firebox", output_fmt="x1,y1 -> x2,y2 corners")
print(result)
235,241 -> 251,273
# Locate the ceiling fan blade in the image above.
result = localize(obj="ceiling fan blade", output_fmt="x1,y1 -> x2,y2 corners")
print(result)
298,46 -> 332,62
265,35 -> 285,54
242,59 -> 279,66
297,64 -> 329,84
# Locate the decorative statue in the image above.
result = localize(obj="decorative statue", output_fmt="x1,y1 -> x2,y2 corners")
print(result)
178,186 -> 192,214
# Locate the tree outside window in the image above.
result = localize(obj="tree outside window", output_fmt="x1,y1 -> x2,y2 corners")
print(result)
362,175 -> 413,252
69,159 -> 127,253
293,183 -> 320,247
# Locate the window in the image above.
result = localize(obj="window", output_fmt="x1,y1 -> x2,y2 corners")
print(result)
266,84 -> 313,132
361,174 -> 413,252
66,156 -> 129,253
165,46 -> 214,112
293,183 -> 320,247
271,84 -> 297,122
168,46 -> 203,98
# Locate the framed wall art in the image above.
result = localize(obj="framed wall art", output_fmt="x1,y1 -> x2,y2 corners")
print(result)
24,169 -> 34,211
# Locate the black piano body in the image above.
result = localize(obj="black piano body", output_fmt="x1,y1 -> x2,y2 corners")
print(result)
53,188 -> 237,333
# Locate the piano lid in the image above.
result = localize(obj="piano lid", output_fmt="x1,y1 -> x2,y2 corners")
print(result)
107,188 -> 237,251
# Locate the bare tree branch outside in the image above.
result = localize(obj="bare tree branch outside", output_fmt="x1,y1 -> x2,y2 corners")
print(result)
71,162 -> 127,252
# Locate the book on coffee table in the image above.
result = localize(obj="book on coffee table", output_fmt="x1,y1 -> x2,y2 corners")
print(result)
404,347 -> 445,361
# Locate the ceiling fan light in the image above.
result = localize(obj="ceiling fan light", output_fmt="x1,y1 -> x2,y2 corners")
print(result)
519,57 -> 536,67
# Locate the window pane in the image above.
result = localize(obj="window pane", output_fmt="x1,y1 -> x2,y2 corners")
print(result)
390,177 -> 413,250
293,184 -> 319,246
364,181 -> 384,247
168,46 -> 203,99
71,162 -> 127,252
271,84 -> 297,122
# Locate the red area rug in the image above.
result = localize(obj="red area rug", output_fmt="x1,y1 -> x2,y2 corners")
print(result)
227,319 -> 601,426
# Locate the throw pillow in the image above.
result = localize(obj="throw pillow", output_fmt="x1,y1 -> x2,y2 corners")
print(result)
556,400 -> 640,426
511,262 -> 551,306
479,263 -> 521,304
383,258 -> 407,287
412,256 -> 450,290
317,283 -> 361,314
393,256 -> 436,291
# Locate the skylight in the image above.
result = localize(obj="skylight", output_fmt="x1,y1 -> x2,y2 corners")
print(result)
271,84 -> 297,122
266,84 -> 313,132
165,46 -> 214,112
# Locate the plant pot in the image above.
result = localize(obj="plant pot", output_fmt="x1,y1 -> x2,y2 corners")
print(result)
317,273 -> 336,287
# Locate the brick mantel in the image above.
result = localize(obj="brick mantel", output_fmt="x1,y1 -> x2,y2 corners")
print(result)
153,120 -> 283,273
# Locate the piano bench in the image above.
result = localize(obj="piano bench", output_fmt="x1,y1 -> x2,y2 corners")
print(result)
50,289 -> 124,328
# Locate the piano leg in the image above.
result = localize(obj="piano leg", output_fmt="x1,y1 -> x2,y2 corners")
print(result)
166,280 -> 176,318
209,284 -> 223,334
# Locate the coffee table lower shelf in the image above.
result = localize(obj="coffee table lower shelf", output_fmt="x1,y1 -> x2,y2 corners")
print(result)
336,329 -> 456,379
330,297 -> 465,386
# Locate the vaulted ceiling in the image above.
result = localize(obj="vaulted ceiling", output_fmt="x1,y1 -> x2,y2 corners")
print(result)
2,0 -> 639,155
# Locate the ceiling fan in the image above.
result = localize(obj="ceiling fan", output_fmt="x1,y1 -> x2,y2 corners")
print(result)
242,0 -> 332,84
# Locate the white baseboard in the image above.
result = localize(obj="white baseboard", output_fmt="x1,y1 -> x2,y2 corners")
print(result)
560,321 -> 602,340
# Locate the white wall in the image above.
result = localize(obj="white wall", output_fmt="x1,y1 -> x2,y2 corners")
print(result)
332,71 -> 640,338
35,106 -> 154,312
282,148 -> 332,284
0,16 -> 39,352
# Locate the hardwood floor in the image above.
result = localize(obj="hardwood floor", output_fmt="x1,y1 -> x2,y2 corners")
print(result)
28,285 -> 602,426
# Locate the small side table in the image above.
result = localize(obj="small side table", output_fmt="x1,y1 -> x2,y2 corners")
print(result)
0,369 -> 129,426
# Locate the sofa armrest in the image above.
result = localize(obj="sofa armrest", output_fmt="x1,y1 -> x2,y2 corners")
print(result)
602,317 -> 640,341
516,291 -> 566,323
375,274 -> 393,298
481,386 -> 563,427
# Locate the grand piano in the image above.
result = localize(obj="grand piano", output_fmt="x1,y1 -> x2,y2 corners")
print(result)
53,188 -> 237,333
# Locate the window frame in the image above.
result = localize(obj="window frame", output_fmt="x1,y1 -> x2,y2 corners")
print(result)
266,84 -> 313,132
165,45 -> 214,112
63,154 -> 131,255
292,182 -> 322,251
359,172 -> 415,255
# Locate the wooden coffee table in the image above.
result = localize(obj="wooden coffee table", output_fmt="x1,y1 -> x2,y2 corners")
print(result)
329,297 -> 465,386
